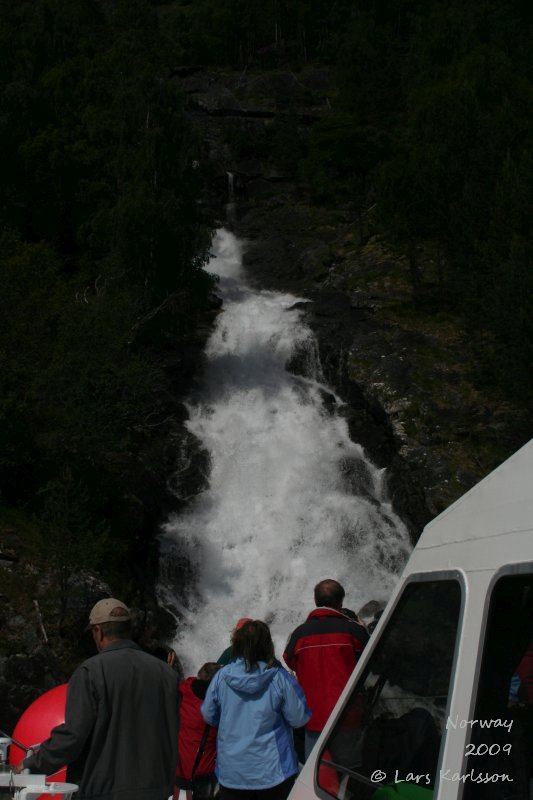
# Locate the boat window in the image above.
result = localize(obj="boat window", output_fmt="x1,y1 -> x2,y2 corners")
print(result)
316,579 -> 461,800
462,572 -> 533,800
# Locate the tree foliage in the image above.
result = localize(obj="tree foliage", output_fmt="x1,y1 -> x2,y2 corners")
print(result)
172,0 -> 533,400
256,0 -> 532,401
159,0 -> 356,67
0,0 -> 215,586
371,5 -> 533,399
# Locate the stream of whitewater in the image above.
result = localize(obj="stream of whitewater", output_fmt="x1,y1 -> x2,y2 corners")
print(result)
159,229 -> 411,673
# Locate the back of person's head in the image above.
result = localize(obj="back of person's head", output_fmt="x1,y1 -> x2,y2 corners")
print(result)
368,610 -> 384,634
314,579 -> 345,610
149,643 -> 179,670
197,662 -> 222,682
150,643 -> 173,660
234,617 -> 252,631
99,612 -> 132,640
89,598 -> 132,640
232,620 -> 275,671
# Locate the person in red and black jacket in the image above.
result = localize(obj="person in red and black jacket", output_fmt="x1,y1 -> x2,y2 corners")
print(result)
283,579 -> 369,761
175,662 -> 221,799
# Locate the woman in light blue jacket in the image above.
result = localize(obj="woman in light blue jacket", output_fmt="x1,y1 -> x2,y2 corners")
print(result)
202,620 -> 311,800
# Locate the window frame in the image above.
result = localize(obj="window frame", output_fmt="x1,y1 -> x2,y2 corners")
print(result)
457,561 -> 533,800
314,570 -> 466,800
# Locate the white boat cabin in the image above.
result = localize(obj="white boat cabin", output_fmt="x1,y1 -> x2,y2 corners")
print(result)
290,439 -> 533,800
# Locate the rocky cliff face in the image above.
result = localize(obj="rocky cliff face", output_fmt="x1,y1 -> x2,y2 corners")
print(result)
176,64 -> 530,540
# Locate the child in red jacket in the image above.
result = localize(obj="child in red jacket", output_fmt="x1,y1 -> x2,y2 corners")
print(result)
174,662 -> 221,800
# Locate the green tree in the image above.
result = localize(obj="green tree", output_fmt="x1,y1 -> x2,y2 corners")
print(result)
303,115 -> 392,206
0,0 -> 216,584
36,469 -> 109,627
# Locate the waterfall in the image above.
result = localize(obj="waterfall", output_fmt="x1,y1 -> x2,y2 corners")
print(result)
158,229 -> 411,674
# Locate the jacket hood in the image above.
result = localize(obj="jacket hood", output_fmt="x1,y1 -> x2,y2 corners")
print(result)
221,657 -> 277,695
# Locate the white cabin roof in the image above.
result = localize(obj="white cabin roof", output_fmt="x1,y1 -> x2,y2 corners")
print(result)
405,438 -> 533,574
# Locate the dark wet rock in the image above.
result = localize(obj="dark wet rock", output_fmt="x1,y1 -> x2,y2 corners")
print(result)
180,67 -> 332,119
0,530 -> 21,565
168,431 -> 211,503
285,338 -> 319,380
287,300 -> 313,312
0,569 -> 107,728
190,87 -> 244,116
319,389 -> 337,412
338,456 -> 375,498
296,243 -> 333,282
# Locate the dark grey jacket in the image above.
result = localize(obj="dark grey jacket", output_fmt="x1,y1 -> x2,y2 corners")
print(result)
25,640 -> 179,800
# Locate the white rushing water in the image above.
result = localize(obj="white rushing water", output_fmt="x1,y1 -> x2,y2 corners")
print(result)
159,229 -> 411,674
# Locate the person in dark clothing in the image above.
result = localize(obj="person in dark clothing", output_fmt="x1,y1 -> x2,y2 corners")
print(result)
18,598 -> 179,800
283,579 -> 369,761
367,610 -> 383,634
217,618 -> 253,665
175,662 -> 221,796
340,607 -> 358,621
149,642 -> 181,675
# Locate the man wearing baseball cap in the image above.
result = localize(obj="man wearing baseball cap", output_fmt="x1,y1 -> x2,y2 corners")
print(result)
18,598 -> 179,800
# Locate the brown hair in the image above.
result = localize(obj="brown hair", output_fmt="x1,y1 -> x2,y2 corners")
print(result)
232,620 -> 275,671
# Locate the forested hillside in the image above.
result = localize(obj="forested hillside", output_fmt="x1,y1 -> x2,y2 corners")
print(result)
0,0 -> 215,635
160,0 -> 532,403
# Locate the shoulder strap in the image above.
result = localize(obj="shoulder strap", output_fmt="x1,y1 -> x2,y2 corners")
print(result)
191,724 -> 211,777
